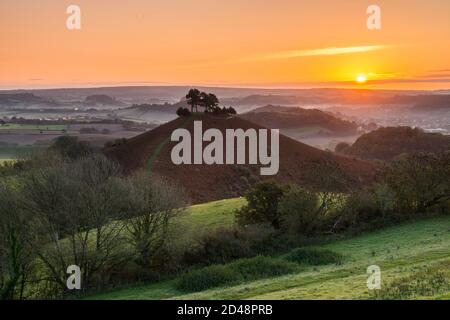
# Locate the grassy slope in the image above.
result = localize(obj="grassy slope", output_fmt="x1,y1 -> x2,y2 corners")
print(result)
91,197 -> 450,300
182,197 -> 245,229
0,158 -> 13,164
0,145 -> 46,159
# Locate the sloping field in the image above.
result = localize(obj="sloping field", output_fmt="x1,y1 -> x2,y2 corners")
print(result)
91,209 -> 450,300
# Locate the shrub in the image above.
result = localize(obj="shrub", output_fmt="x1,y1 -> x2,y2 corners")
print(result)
284,248 -> 343,266
176,256 -> 300,293
384,152 -> 450,214
176,265 -> 240,292
278,186 -> 320,235
229,256 -> 299,281
333,184 -> 397,233
235,181 -> 288,229
50,136 -> 92,159
182,225 -> 279,266
176,107 -> 191,117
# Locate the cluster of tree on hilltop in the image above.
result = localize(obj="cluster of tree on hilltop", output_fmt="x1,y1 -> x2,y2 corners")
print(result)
336,126 -> 450,161
177,89 -> 237,117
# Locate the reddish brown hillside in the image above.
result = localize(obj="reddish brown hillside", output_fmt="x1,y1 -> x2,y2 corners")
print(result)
105,114 -> 378,204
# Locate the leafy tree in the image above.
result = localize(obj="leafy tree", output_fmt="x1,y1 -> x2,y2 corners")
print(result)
235,181 -> 288,229
226,106 -> 237,115
176,107 -> 191,117
278,186 -> 320,235
50,136 -> 92,160
186,89 -> 201,112
385,152 -> 450,213
200,92 -> 219,113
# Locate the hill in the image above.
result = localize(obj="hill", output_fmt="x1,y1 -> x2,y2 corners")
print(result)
0,93 -> 50,106
90,205 -> 450,300
84,94 -> 125,107
344,127 -> 450,161
105,114 -> 377,204
241,105 -> 358,136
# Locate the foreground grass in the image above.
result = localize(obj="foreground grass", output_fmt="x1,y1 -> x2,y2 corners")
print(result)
0,145 -> 46,159
183,197 -> 245,229
91,214 -> 450,300
0,158 -> 14,165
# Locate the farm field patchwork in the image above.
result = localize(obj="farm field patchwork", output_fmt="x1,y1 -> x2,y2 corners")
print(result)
0,145 -> 46,159
0,124 -> 68,131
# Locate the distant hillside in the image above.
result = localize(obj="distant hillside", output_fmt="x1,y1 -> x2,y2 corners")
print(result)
344,127 -> 450,161
241,105 -> 358,136
84,94 -> 124,107
121,100 -> 189,114
387,94 -> 450,106
0,93 -> 49,106
105,114 -> 377,204
228,95 -> 325,106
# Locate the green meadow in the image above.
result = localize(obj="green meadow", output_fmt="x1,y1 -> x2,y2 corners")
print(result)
90,197 -> 450,300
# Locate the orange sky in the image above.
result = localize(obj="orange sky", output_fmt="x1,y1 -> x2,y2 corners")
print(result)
1,0 -> 450,90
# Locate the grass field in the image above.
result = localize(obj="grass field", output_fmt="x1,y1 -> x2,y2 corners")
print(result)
0,124 -> 67,131
0,145 -> 45,159
0,158 -> 14,165
183,197 -> 245,228
89,197 -> 450,300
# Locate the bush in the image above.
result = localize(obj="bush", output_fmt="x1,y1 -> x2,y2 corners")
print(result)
177,256 -> 300,293
284,248 -> 343,266
50,136 -> 92,159
384,152 -> 450,214
182,225 -> 278,266
229,256 -> 299,281
278,186 -> 320,235
235,181 -> 288,229
176,265 -> 240,292
333,184 -> 397,233
176,107 -> 191,117
104,138 -> 128,149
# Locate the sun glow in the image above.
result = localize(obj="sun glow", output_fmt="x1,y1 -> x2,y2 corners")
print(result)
356,74 -> 367,84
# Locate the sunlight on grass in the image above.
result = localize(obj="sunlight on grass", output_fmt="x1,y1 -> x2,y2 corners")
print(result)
90,215 -> 450,300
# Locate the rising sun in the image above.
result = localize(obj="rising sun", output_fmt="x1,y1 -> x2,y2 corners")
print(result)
356,74 -> 367,84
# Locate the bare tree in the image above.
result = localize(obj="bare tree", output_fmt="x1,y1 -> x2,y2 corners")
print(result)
21,155 -> 131,296
0,182 -> 33,300
124,172 -> 187,269
302,158 -> 350,216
